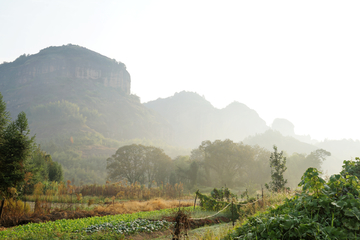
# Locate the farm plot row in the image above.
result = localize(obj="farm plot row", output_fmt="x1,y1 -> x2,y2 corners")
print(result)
0,207 -> 187,239
1,198 -> 194,227
0,206 -> 234,240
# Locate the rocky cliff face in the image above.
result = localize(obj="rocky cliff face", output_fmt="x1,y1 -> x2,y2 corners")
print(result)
0,44 -> 172,143
0,44 -> 131,94
15,64 -> 130,94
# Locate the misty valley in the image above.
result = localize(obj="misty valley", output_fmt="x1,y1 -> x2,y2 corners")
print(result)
2,45 -> 360,239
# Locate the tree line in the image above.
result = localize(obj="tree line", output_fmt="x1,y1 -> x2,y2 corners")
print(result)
106,139 -> 330,191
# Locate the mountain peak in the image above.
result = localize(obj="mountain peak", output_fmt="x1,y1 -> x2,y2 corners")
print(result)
145,92 -> 269,147
224,101 -> 251,111
0,44 -> 131,97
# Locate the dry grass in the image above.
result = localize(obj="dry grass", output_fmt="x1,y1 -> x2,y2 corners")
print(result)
94,198 -> 193,215
0,198 -> 194,227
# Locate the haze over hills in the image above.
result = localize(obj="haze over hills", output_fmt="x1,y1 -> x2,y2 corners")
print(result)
0,44 -> 170,142
0,45 -> 175,183
0,44 -> 358,183
144,91 -> 269,147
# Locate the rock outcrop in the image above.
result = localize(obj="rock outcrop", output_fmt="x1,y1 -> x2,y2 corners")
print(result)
0,44 -> 130,94
0,44 -> 171,143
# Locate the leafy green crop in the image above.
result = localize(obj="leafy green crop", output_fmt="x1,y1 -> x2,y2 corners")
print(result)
225,161 -> 360,239
83,219 -> 173,234
0,207 -> 194,239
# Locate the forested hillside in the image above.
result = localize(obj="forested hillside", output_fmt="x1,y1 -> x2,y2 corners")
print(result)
0,44 -> 352,185
0,44 -> 171,142
0,45 -> 177,184
243,128 -> 357,176
243,130 -> 318,155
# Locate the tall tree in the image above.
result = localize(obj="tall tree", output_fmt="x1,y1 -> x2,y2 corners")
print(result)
0,93 -> 34,217
199,139 -> 252,187
0,93 -> 10,134
285,149 -> 331,188
25,145 -> 63,193
143,146 -> 172,187
173,156 -> 199,189
0,112 -> 34,197
106,144 -> 172,185
265,145 -> 287,192
107,144 -> 147,184
305,149 -> 331,171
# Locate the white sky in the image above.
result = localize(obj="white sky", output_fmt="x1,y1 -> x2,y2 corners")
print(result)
1,0 -> 360,141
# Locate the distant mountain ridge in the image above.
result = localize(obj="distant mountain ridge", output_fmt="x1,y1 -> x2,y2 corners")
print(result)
144,91 -> 269,147
1,44 -> 356,183
0,44 -> 130,118
0,44 -> 171,142
0,44 -> 176,183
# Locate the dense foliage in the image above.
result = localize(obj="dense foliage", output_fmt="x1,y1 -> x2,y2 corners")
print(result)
107,144 -> 173,186
104,140 -> 271,190
226,159 -> 360,239
0,93 -> 62,200
31,98 -> 188,184
285,149 -> 331,188
25,145 -> 63,192
103,140 -> 331,192
0,93 -> 34,198
191,140 -> 272,188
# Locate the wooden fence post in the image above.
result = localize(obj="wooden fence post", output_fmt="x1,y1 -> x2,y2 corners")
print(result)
232,201 -> 234,227
194,194 -> 197,210
0,198 -> 4,220
24,185 -> 27,213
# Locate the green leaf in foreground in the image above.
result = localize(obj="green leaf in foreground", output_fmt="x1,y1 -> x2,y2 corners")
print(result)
226,162 -> 360,239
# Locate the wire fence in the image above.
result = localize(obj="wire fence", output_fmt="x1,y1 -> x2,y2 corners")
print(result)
191,202 -> 232,220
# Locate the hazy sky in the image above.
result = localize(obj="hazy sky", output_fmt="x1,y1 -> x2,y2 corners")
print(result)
1,0 -> 360,141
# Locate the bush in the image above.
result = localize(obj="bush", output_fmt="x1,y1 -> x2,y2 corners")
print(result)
226,159 -> 360,239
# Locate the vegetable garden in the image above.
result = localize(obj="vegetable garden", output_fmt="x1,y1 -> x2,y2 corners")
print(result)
225,158 -> 360,239
3,142 -> 360,239
0,207 -> 184,239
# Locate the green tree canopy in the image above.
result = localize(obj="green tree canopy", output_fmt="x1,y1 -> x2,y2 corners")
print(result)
173,156 -> 199,190
106,144 -> 172,185
24,145 -> 63,193
265,145 -> 287,192
0,93 -> 34,198
285,149 -> 331,188
198,139 -> 254,187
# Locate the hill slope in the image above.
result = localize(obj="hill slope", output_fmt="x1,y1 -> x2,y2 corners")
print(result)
0,45 -> 173,183
144,91 -> 269,147
0,44 -> 171,142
